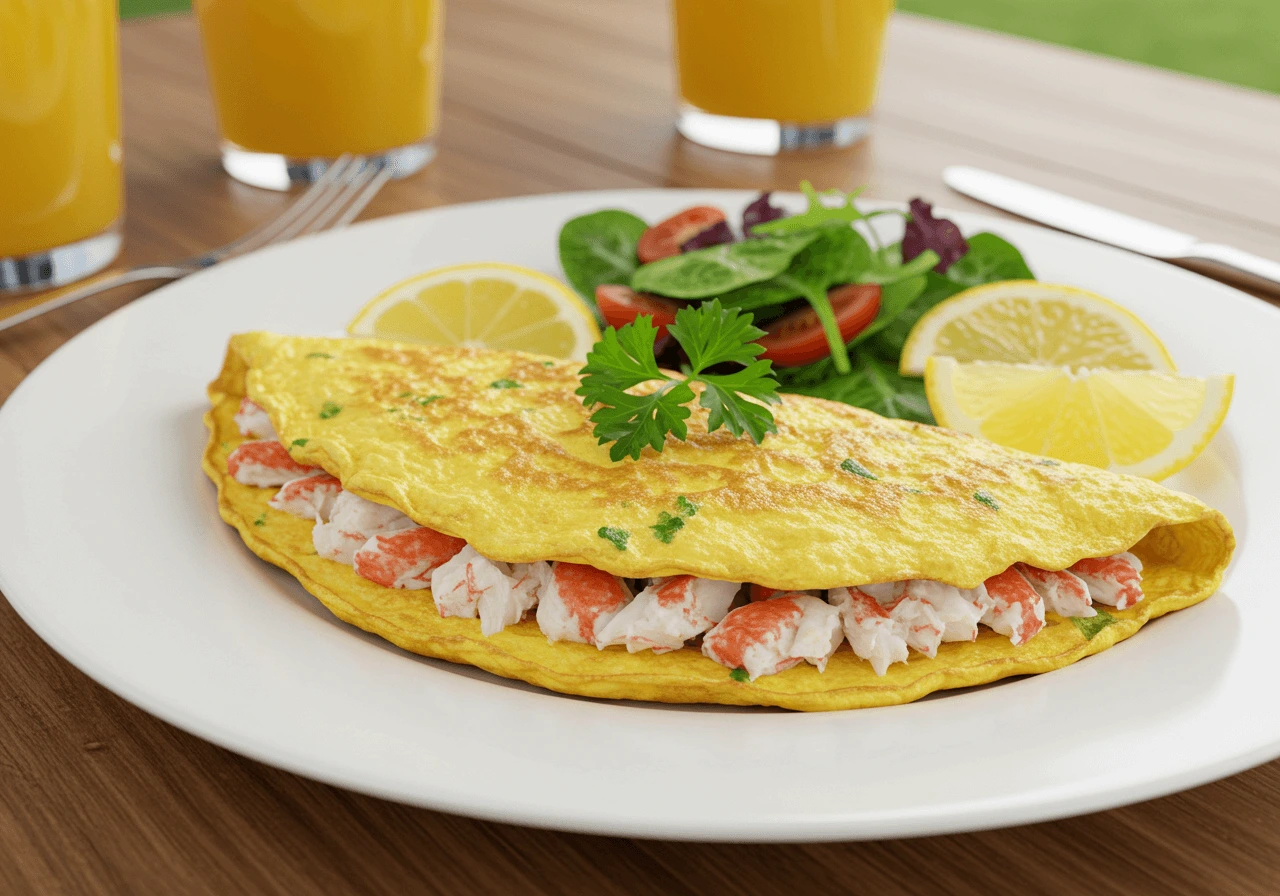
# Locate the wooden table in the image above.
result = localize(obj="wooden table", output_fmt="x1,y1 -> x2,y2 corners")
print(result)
2,3 -> 1279,893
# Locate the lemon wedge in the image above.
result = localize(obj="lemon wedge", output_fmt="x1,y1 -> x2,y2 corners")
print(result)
900,281 -> 1176,376
347,262 -> 601,361
925,357 -> 1233,480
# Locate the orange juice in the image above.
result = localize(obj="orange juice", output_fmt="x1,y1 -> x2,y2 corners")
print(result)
193,0 -> 443,159
673,0 -> 894,123
0,0 -> 122,259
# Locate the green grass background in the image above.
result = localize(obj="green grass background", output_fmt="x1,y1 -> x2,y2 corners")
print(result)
118,0 -> 1279,95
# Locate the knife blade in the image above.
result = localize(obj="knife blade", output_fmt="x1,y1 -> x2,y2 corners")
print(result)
942,166 -> 1280,289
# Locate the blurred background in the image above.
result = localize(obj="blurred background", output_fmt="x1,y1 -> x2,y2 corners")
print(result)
122,0 -> 1280,96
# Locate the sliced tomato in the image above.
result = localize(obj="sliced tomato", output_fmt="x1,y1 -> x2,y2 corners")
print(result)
757,283 -> 881,367
595,284 -> 681,342
636,206 -> 727,264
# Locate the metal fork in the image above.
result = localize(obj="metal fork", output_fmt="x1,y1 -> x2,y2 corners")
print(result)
0,154 -> 393,333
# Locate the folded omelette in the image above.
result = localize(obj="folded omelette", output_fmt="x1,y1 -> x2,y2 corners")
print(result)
203,332 -> 1234,711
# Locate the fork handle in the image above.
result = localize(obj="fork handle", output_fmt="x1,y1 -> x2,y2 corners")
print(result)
0,265 -> 190,333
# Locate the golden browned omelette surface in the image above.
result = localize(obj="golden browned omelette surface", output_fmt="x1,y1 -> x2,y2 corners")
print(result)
203,332 -> 1234,710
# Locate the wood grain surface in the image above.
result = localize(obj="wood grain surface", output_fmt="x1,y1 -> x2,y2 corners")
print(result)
2,3 -> 1279,893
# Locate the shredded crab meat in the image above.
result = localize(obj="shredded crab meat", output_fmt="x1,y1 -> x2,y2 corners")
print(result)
904,580 -> 992,642
597,575 -> 739,653
227,440 -> 315,487
431,546 -> 515,620
269,472 -> 342,520
702,594 -> 842,680
482,561 -> 551,636
312,490 -> 416,564
1070,553 -> 1144,610
535,563 -> 633,645
982,568 -> 1047,646
355,526 -> 466,590
748,585 -> 820,602
233,398 -> 276,440
1016,563 -> 1095,618
829,587 -> 909,676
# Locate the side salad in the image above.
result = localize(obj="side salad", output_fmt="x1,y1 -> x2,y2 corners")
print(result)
559,183 -> 1034,458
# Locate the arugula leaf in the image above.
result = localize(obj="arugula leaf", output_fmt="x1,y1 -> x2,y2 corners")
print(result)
947,232 -> 1035,286
750,181 -> 906,239
630,232 -> 820,299
859,246 -> 940,285
577,301 -> 780,460
558,210 -> 649,306
782,350 -> 935,424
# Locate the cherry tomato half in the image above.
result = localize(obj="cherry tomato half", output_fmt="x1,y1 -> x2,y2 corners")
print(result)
636,206 -> 727,264
757,283 -> 882,367
595,285 -> 682,343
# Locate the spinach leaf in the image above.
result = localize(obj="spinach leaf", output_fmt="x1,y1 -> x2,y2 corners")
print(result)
714,227 -> 870,374
718,226 -> 871,312
946,232 -> 1034,287
558,210 -> 649,304
864,272 -> 966,363
782,350 -> 935,424
859,246 -> 940,286
850,274 -> 927,347
630,231 -> 820,299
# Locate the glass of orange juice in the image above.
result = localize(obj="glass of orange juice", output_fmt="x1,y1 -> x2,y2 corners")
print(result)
0,0 -> 123,293
672,0 -> 894,155
193,0 -> 443,190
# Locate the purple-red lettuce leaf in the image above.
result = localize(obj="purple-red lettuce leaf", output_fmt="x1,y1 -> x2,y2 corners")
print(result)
742,191 -> 787,235
902,198 -> 969,273
680,220 -> 735,252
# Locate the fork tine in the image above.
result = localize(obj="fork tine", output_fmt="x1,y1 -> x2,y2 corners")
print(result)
277,160 -> 381,240
329,164 -> 393,230
208,155 -> 359,262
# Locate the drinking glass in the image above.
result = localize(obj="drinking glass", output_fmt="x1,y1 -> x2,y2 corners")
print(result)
672,0 -> 894,155
193,0 -> 443,190
0,0 -> 123,293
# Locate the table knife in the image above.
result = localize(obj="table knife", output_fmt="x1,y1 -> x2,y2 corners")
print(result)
943,166 -> 1280,290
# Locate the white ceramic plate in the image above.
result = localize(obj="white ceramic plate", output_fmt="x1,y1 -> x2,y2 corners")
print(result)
0,190 -> 1274,842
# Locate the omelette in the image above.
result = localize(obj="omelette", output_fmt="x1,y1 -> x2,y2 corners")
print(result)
203,332 -> 1234,711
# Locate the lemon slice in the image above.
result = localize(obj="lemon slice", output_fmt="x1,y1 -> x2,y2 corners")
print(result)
347,262 -> 600,361
925,357 -> 1233,480
900,281 -> 1176,376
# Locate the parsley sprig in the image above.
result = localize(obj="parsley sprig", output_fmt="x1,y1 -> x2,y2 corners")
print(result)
576,300 -> 781,461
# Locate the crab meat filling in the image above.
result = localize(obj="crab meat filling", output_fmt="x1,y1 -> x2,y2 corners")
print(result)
536,563 -> 634,645
904,580 -> 992,642
227,440 -> 315,487
1070,553 -> 1144,610
597,575 -> 739,654
981,568 -> 1046,646
829,587 -> 909,676
355,526 -> 467,590
703,594 -> 843,680
1015,563 -> 1095,618
312,490 -> 416,564
233,397 -> 276,440
483,561 -> 552,637
269,472 -> 343,520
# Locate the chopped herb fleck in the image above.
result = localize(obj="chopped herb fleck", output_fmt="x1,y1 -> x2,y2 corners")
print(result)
675,495 -> 699,517
840,458 -> 879,480
385,407 -> 402,414
974,490 -> 999,511
542,360 -> 555,367
1039,458 -> 1060,466
490,379 -> 522,389
290,438 -> 309,448
905,487 -> 925,495
253,513 -> 267,527
306,352 -> 334,359
416,394 -> 442,406
651,511 -> 685,544
319,401 -> 342,419
729,668 -> 751,683
220,441 -> 229,451
598,526 -> 630,551
1071,609 -> 1116,640
398,391 -> 414,398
